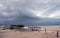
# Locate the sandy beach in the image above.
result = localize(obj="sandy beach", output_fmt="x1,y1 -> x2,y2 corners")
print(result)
0,26 -> 60,38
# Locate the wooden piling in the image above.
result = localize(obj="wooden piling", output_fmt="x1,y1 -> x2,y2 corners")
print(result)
56,30 -> 59,38
45,27 -> 47,34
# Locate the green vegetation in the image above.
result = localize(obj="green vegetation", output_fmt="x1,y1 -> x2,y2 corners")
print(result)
10,24 -> 25,29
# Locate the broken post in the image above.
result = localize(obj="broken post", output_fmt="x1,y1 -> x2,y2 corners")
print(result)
45,27 -> 47,34
56,30 -> 59,38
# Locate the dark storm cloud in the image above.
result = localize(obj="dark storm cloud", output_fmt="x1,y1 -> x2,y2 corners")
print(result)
0,0 -> 60,25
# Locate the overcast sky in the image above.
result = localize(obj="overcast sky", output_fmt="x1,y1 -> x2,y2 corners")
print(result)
0,0 -> 60,25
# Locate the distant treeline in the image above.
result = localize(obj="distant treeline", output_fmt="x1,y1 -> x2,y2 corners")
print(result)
9,24 -> 25,29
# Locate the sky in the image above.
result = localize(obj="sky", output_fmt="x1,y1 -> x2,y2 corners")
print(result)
0,0 -> 60,25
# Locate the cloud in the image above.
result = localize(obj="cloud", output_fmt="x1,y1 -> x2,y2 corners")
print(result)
0,0 -> 60,25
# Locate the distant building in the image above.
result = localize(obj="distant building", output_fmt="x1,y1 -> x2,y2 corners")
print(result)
28,26 -> 41,32
0,26 -> 5,30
